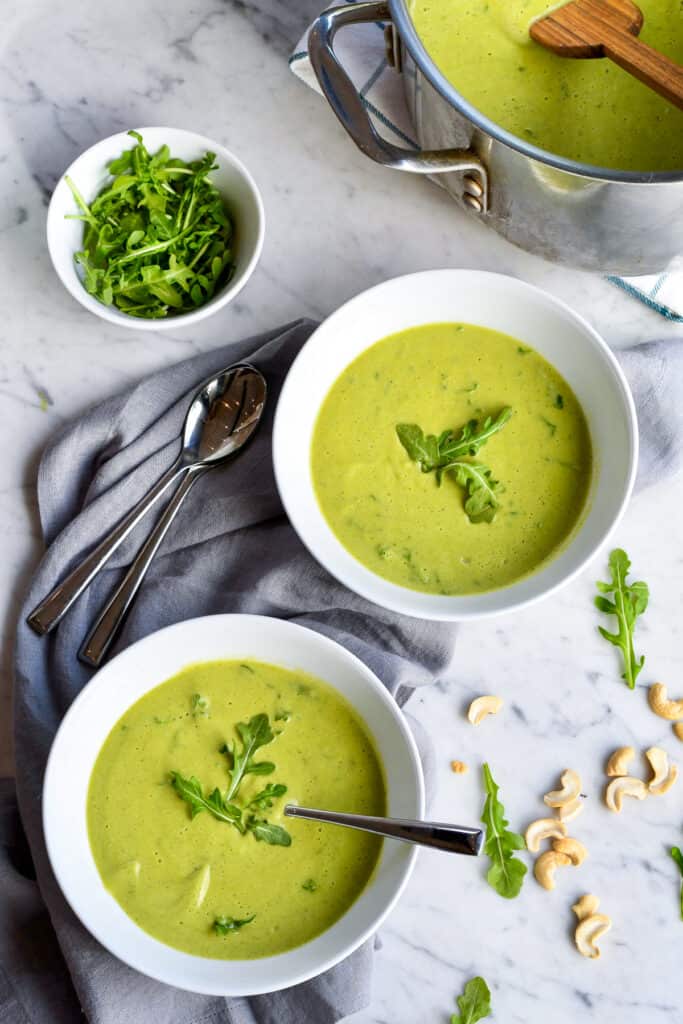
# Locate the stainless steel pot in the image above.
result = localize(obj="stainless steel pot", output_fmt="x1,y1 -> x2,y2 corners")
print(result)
308,0 -> 683,273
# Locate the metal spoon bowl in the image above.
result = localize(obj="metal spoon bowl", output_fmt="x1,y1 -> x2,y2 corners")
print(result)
285,804 -> 483,856
28,364 -> 266,636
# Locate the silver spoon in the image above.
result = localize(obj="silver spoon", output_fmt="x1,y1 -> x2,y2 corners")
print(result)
285,805 -> 483,856
28,364 -> 267,636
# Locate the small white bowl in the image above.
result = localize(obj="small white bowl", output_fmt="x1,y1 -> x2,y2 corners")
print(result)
43,614 -> 423,996
47,127 -> 264,330
273,269 -> 638,621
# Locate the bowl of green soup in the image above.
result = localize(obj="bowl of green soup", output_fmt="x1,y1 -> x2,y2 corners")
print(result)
273,270 -> 638,620
43,614 -> 423,995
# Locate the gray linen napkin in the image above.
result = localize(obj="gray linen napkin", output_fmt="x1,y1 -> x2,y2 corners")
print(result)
9,318 -> 683,1024
11,318 -> 444,1024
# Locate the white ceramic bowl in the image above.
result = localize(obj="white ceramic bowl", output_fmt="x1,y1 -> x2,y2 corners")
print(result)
43,614 -> 423,996
273,269 -> 638,621
47,127 -> 264,330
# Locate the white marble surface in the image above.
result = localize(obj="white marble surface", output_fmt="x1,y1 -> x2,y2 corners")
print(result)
2,1 -> 683,1021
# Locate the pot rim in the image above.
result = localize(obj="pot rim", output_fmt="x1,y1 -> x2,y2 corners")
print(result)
389,0 -> 683,184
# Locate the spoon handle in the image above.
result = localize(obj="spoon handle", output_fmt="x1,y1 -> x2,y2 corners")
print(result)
78,467 -> 208,667
602,30 -> 683,111
285,805 -> 484,856
27,459 -> 187,636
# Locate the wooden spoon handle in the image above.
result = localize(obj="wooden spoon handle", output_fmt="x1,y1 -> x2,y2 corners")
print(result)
602,28 -> 683,109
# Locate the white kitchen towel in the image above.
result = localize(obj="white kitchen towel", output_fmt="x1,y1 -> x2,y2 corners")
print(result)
290,18 -> 683,323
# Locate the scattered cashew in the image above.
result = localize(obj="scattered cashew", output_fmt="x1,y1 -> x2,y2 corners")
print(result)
572,894 -> 600,922
552,837 -> 588,866
604,776 -> 648,812
606,746 -> 635,777
650,762 -> 678,796
645,747 -> 669,789
557,796 -> 584,822
450,760 -> 468,774
574,914 -> 612,959
673,723 -> 683,743
467,695 -> 503,726
648,683 -> 683,721
524,817 -> 568,853
544,769 -> 581,808
534,850 -> 572,890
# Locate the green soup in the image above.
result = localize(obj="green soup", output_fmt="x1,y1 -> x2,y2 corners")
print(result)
408,0 -> 683,171
311,323 -> 592,595
88,660 -> 386,959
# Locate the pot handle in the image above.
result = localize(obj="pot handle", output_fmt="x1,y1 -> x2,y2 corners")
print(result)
307,1 -> 488,210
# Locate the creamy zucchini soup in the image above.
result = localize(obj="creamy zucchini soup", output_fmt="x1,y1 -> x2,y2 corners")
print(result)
408,0 -> 683,171
311,323 -> 592,594
88,660 -> 386,959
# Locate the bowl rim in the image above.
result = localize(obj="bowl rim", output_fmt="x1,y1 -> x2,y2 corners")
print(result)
42,613 -> 424,995
273,268 -> 639,621
46,125 -> 265,331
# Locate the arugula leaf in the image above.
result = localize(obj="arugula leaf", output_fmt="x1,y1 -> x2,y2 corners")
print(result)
481,763 -> 527,899
451,977 -> 492,1024
223,713 -> 276,801
671,847 -> 683,920
246,816 -> 292,846
170,772 -> 244,830
302,878 -> 318,892
440,462 -> 503,524
65,130 -> 234,319
396,409 -> 511,524
595,549 -> 649,689
191,693 -> 210,718
246,782 -> 288,811
213,914 -> 255,936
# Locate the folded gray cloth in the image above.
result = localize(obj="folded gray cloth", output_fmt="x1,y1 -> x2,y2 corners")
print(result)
10,319 -> 683,1024
12,318 -> 445,1024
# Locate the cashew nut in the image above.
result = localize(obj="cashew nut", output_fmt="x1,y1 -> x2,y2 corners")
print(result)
648,683 -> 683,721
604,775 -> 648,812
557,796 -> 584,822
525,817 -> 568,852
543,769 -> 581,808
575,914 -> 612,959
673,723 -> 683,743
606,746 -> 635,777
552,837 -> 588,866
467,695 -> 503,726
450,760 -> 468,774
649,761 -> 678,796
645,746 -> 669,789
572,894 -> 600,922
533,850 -> 572,890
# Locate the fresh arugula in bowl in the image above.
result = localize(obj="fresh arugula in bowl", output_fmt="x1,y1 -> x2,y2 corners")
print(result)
396,408 -> 512,523
65,130 -> 235,319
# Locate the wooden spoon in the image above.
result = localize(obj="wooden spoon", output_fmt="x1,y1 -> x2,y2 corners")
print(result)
530,0 -> 683,110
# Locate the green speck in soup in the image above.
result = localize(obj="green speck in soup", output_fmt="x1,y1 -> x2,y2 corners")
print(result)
87,660 -> 386,959
310,322 -> 592,595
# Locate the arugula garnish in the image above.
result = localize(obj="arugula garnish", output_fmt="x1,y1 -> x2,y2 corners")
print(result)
595,549 -> 649,689
170,772 -> 245,830
396,408 -> 512,523
222,713 -> 276,801
481,763 -> 527,899
451,977 -> 492,1024
670,847 -> 683,920
171,713 -> 291,846
246,817 -> 292,846
191,693 -> 210,718
65,130 -> 234,319
213,914 -> 255,936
